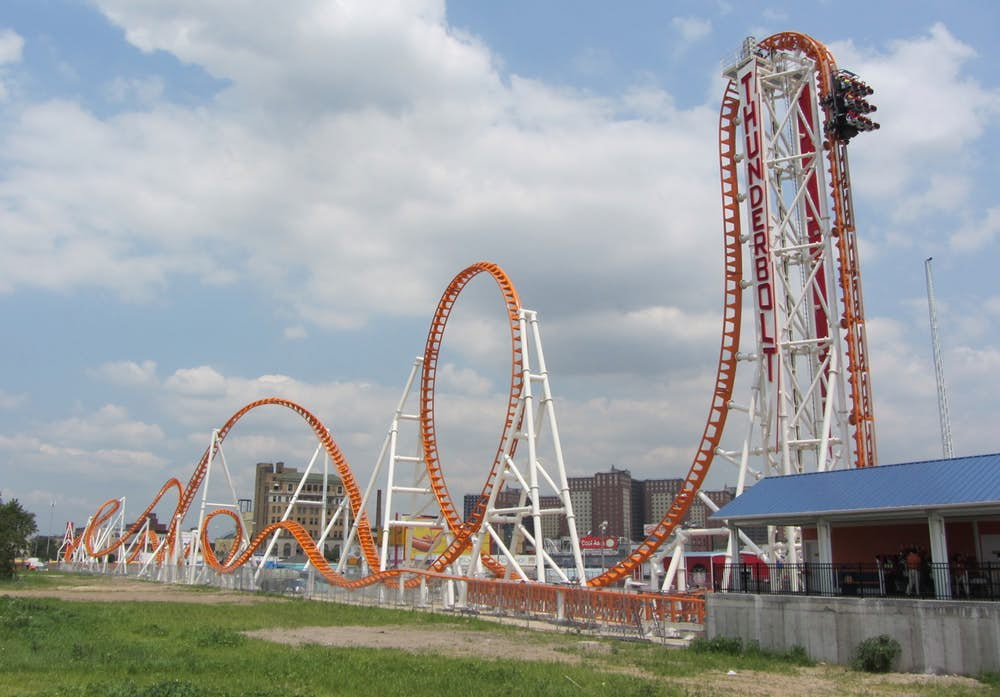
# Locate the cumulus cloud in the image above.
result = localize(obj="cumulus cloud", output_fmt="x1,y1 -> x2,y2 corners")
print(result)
104,75 -> 166,106
951,205 -> 1000,252
49,404 -> 165,448
283,325 -> 308,341
0,388 -> 26,409
90,360 -> 159,387
0,1 -> 719,334
0,28 -> 24,101
164,365 -> 228,397
833,24 -> 1000,210
0,420 -> 169,489
0,29 -> 24,64
671,17 -> 712,44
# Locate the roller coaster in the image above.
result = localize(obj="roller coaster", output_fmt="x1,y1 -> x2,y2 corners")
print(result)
62,32 -> 879,630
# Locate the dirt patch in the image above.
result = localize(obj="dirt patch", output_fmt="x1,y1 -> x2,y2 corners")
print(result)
246,625 -> 986,696
1,577 -> 274,605
245,624 -> 594,664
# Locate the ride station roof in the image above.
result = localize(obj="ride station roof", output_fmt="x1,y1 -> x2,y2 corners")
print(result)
710,453 -> 1000,526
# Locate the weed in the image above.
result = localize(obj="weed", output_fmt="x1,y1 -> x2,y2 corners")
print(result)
850,634 -> 901,673
192,628 -> 246,648
688,635 -> 743,654
976,671 -> 1000,687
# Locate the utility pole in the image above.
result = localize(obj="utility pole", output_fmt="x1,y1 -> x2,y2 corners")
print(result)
924,258 -> 954,459
46,501 -> 55,559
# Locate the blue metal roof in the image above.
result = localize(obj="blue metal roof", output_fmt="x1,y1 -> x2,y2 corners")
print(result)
711,453 -> 1000,523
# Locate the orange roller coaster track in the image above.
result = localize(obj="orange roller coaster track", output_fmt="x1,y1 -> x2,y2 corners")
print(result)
173,397 -> 382,572
73,32 -> 875,607
586,77 -> 746,588
419,262 -> 523,576
75,477 -> 183,562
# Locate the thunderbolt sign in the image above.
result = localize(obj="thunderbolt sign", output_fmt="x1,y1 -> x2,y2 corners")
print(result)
738,61 -> 777,382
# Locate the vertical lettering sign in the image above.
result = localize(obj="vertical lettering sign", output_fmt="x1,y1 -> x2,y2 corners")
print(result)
738,60 -> 777,382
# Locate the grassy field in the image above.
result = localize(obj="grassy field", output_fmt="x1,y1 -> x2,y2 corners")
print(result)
1,573 -> 997,697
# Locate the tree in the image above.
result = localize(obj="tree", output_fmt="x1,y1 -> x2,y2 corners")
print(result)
0,498 -> 38,580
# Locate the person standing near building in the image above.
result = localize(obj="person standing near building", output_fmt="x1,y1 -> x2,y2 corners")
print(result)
905,548 -> 922,596
953,553 -> 970,598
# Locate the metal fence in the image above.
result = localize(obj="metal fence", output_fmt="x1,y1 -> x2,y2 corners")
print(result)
60,561 -> 705,642
713,561 -> 1000,600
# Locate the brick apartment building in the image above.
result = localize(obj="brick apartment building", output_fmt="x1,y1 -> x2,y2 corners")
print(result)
252,462 -> 346,559
465,466 -> 755,550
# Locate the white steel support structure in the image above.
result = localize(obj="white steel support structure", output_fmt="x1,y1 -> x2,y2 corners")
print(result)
188,429 -> 250,583
467,309 -> 587,585
82,499 -> 128,574
719,42 -> 858,563
376,310 -> 587,586
370,357 -> 455,574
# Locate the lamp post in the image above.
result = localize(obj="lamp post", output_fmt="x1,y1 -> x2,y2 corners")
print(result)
599,520 -> 608,573
45,501 -> 55,560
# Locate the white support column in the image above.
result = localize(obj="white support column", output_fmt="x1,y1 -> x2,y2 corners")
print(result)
723,524 -> 739,590
815,519 -> 835,595
927,512 -> 951,599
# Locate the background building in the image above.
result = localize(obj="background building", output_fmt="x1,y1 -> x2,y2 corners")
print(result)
461,467 -> 762,550
252,462 -> 346,559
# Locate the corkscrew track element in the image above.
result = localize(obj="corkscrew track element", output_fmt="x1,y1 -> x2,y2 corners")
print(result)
79,478 -> 183,561
173,398 -> 382,572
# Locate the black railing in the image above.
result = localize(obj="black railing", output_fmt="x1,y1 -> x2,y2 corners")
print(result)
712,561 -> 1000,601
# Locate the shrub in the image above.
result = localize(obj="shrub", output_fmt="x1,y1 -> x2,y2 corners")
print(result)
193,627 -> 246,648
785,644 -> 813,666
688,636 -> 743,655
851,634 -> 901,673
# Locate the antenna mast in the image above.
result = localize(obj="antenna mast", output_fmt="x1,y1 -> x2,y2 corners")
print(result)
924,257 -> 954,458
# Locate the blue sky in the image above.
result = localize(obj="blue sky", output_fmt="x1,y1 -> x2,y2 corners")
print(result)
1,1 -> 998,537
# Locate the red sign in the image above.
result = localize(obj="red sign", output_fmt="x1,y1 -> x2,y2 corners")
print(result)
580,535 -> 617,551
738,59 -> 777,382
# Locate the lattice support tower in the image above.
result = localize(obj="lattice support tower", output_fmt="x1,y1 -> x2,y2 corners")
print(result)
715,35 -> 879,565
466,309 -> 587,585
369,357 -> 459,578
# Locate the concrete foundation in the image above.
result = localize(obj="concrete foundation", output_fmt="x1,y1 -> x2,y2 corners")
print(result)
706,594 -> 1000,675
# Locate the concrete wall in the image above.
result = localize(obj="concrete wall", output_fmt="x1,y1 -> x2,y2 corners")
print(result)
706,594 -> 1000,675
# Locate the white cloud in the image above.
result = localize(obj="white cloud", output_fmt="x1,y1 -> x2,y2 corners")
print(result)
164,365 -> 228,397
0,29 -> 24,64
0,2 -> 720,341
436,363 -> 492,396
572,47 -> 613,78
670,17 -> 712,44
283,325 -> 308,341
0,428 -> 169,485
91,360 -> 159,387
104,75 -> 166,106
0,388 -> 26,409
49,404 -> 165,448
951,205 -> 1000,252
833,24 -> 1000,211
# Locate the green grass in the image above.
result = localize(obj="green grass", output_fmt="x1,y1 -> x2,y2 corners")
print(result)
0,572 -> 84,590
2,574 -> 997,697
0,579 -> 676,697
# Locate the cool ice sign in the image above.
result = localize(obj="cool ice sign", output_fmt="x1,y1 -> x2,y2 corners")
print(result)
738,59 -> 777,382
580,535 -> 618,551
